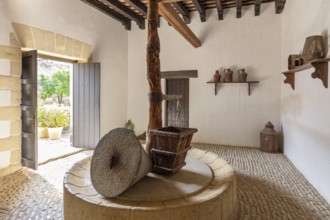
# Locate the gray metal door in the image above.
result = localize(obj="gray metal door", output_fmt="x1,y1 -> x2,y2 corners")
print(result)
21,50 -> 38,169
73,63 -> 100,148
165,78 -> 189,127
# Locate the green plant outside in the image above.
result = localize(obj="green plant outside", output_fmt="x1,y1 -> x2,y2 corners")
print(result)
39,70 -> 70,104
38,105 -> 70,128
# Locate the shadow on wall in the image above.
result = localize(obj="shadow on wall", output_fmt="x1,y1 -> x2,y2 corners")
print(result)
282,117 -> 330,152
322,29 -> 329,57
281,93 -> 303,118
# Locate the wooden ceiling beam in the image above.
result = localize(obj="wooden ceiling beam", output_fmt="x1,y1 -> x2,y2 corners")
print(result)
158,3 -> 201,48
125,0 -> 147,16
214,0 -> 223,20
173,2 -> 190,24
191,0 -> 206,22
255,0 -> 262,16
236,0 -> 242,18
103,0 -> 145,29
275,0 -> 286,14
82,0 -> 131,30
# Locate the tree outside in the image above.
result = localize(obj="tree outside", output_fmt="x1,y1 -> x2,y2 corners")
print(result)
39,70 -> 70,105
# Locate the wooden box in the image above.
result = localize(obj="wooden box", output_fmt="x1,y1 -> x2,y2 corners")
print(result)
150,126 -> 197,175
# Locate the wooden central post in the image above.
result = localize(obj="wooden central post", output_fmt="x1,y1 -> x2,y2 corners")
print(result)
146,0 -> 162,155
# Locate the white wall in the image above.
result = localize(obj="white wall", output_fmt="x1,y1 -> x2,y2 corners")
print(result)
128,3 -> 282,146
281,0 -> 330,203
2,0 -> 128,137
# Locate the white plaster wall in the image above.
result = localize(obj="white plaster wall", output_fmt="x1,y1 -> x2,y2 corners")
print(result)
128,3 -> 282,146
281,0 -> 330,203
2,0 -> 128,137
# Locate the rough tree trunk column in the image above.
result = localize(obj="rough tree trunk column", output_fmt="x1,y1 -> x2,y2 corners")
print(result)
146,0 -> 162,155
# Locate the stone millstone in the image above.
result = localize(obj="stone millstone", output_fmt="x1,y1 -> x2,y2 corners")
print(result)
90,128 -> 152,198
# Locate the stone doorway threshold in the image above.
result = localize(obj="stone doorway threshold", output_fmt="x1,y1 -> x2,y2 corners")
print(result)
38,131 -> 86,165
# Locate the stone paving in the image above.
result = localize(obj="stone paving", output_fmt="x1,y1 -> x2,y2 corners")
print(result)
0,144 -> 330,220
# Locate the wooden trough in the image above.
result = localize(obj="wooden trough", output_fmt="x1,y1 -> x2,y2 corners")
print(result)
150,126 -> 197,174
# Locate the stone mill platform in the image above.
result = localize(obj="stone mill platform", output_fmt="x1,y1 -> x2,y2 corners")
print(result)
63,148 -> 237,220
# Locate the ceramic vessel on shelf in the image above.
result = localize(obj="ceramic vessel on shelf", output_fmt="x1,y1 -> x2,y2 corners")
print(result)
238,69 -> 248,82
213,70 -> 221,82
224,68 -> 233,82
302,35 -> 325,62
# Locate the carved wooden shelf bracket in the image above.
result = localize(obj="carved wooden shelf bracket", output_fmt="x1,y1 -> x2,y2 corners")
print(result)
282,58 -> 330,90
207,81 -> 259,96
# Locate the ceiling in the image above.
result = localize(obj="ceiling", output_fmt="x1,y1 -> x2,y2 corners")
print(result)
82,0 -> 286,30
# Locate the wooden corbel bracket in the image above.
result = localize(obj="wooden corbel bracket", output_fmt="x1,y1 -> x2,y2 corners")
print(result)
283,72 -> 295,90
311,61 -> 328,88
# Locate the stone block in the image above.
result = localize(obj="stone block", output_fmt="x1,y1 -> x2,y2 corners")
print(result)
10,61 -> 22,76
82,43 -> 92,61
221,184 -> 234,220
64,37 -> 74,57
32,28 -> 47,51
10,148 -> 21,165
10,120 -> 21,136
12,23 -> 34,48
11,91 -> 21,106
0,135 -> 21,152
0,76 -> 21,91
198,196 -> 222,220
73,39 -> 83,58
0,106 -> 21,121
0,90 -> 11,106
0,59 -> 10,76
0,164 -> 21,177
55,34 -> 66,54
98,205 -> 131,220
0,45 -> 22,61
73,196 -> 98,220
0,120 -> 10,138
131,206 -> 169,220
0,151 -> 10,168
10,33 -> 20,47
45,31 -> 55,53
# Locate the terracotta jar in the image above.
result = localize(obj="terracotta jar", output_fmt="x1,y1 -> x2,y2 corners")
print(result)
302,35 -> 325,62
238,69 -> 248,82
224,68 -> 233,82
213,70 -> 221,82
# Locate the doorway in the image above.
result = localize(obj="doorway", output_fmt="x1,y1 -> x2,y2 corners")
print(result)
165,78 -> 189,127
21,51 -> 101,169
36,57 -> 78,164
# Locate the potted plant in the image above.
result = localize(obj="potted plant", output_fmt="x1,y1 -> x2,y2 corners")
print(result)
38,105 -> 49,138
44,106 -> 70,140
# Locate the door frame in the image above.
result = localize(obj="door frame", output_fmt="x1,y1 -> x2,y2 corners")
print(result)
161,70 -> 198,127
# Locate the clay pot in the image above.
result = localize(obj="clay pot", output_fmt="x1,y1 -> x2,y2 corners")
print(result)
224,69 -> 233,82
238,69 -> 248,82
302,35 -> 325,62
48,127 -> 63,140
213,70 -> 221,82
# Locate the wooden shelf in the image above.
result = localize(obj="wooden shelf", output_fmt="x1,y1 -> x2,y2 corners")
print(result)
207,81 -> 260,96
282,57 -> 330,90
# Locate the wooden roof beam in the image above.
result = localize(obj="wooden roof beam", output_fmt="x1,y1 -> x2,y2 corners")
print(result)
82,0 -> 131,30
125,0 -> 147,16
275,0 -> 286,14
214,0 -> 223,20
191,0 -> 206,22
103,0 -> 145,29
236,0 -> 242,18
158,3 -> 201,48
255,0 -> 261,16
173,2 -> 190,24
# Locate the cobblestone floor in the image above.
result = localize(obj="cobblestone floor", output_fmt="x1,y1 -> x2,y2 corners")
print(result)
0,145 -> 330,220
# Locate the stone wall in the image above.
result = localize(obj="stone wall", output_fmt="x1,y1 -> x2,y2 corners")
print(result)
0,32 -> 22,177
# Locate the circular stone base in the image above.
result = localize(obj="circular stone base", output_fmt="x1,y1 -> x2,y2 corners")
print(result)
64,149 -> 237,220
118,156 -> 213,201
